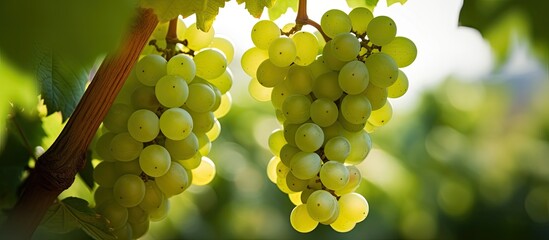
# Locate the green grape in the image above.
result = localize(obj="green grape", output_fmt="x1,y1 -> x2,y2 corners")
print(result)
134,54 -> 167,86
280,144 -> 300,166
313,71 -> 343,101
306,190 -> 338,222
113,224 -> 133,240
338,113 -> 366,132
267,156 -> 280,183
138,181 -> 164,213
343,130 -> 372,164
364,121 -> 377,133
331,33 -> 361,61
340,94 -> 372,124
113,174 -> 146,207
191,156 -> 216,185
291,31 -> 319,66
104,104 -> 133,133
335,165 -> 362,195
320,203 -> 340,225
210,84 -> 223,112
363,82 -> 388,110
268,129 -> 286,156
184,23 -> 215,51
301,188 -> 316,203
295,123 -> 324,152
197,133 -> 212,156
139,145 -> 171,177
116,70 -> 142,105
330,215 -> 356,232
127,109 -> 160,143
367,16 -> 397,46
167,54 -> 196,83
189,110 -> 215,134
314,31 -> 327,53
339,193 -> 369,222
286,171 -> 309,192
307,176 -> 323,190
206,119 -> 221,141
322,122 -> 344,144
276,166 -> 294,194
308,56 -> 331,79
289,192 -> 302,206
158,108 -> 193,141
209,36 -> 235,63
96,199 -> 128,230
213,92 -> 232,118
115,160 -> 142,176
251,20 -> 281,49
178,152 -> 202,170
270,80 -> 291,110
95,132 -> 116,161
282,94 -> 312,124
248,77 -> 272,102
130,220 -> 149,239
322,41 -> 347,71
256,59 -> 289,88
283,123 -> 299,146
164,133 -> 198,160
155,161 -> 189,197
149,197 -> 170,222
176,16 -> 187,39
269,37 -> 297,67
290,204 -> 319,233
290,152 -> 322,180
186,83 -> 216,112
93,186 -> 113,206
207,68 -> 233,94
287,65 -> 313,95
194,49 -> 227,80
127,206 -> 148,226
155,75 -> 189,108
382,36 -> 417,67
324,136 -> 351,163
131,86 -> 160,111
310,98 -> 338,127
369,101 -> 393,127
320,161 -> 350,190
339,60 -> 369,95
276,158 -> 291,178
387,70 -> 409,98
321,9 -> 352,38
364,52 -> 399,88
241,47 -> 269,77
349,7 -> 373,35
276,109 -> 286,123
94,161 -> 119,187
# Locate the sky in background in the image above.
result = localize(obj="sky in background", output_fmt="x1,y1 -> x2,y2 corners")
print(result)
202,0 -> 494,112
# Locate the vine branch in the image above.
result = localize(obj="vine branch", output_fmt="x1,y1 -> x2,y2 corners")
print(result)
291,0 -> 331,42
0,8 -> 158,239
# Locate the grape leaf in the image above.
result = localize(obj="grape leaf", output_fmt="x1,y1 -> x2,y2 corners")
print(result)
236,0 -> 276,18
36,49 -> 90,121
40,197 -> 116,240
268,0 -> 298,21
386,0 -> 407,6
140,0 -> 229,31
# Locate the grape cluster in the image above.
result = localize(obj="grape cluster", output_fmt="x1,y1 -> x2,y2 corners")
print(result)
243,8 -> 417,232
92,17 -> 233,239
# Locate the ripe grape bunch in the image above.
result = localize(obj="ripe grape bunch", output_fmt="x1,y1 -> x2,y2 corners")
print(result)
91,17 -> 234,239
243,7 -> 417,232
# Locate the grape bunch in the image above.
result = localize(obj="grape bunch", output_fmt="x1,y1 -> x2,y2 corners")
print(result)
243,7 -> 417,232
91,17 -> 233,239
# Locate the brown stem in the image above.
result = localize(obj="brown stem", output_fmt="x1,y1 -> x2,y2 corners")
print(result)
0,8 -> 158,239
294,0 -> 331,42
165,18 -> 179,59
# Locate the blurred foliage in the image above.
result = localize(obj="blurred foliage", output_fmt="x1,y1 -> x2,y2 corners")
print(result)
460,0 -> 549,62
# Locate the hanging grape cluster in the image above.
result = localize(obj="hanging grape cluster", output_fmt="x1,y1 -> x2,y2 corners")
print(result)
91,17 -> 234,239
243,7 -> 417,232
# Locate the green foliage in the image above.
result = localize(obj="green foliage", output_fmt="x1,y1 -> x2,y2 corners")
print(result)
40,197 -> 115,240
236,0 -> 276,18
141,0 -> 230,31
346,0 -> 379,10
268,0 -> 298,20
460,0 -> 549,62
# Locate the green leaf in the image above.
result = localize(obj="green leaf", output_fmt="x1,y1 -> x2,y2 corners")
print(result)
141,0 -> 229,31
268,0 -> 298,21
40,197 -> 116,240
36,49 -> 89,121
346,0 -> 379,10
236,0 -> 275,18
78,152 -> 95,191
386,0 -> 406,6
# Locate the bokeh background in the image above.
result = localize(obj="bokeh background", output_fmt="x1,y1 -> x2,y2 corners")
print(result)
1,0 -> 548,239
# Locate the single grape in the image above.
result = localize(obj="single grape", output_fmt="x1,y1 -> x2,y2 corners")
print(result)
367,16 -> 397,46
103,103 -> 133,133
306,190 -> 338,222
313,71 -> 343,101
167,54 -> 196,83
338,193 -> 369,222
279,144 -> 300,166
294,123 -> 324,152
290,204 -> 319,233
209,36 -> 235,63
319,161 -> 350,190
282,94 -> 312,124
131,86 -> 160,112
321,9 -> 352,38
194,49 -> 227,80
269,37 -> 297,67
164,133 -> 199,160
159,108 -> 193,141
251,20 -> 281,49
364,52 -> 399,88
369,101 -> 393,127
134,54 -> 167,86
291,31 -> 319,66
189,110 -> 215,135
310,98 -> 339,127
241,47 -> 269,77
155,75 -> 189,108
382,36 -> 417,67
256,59 -> 289,88
184,23 -> 215,51
340,94 -> 372,124
95,132 -> 116,161
96,200 -> 129,230
191,156 -> 216,185
213,92 -> 232,119
248,77 -> 272,102
139,144 -> 171,177
155,161 -> 190,197
110,132 -> 143,162
127,109 -> 160,143
339,60 -> 369,95
268,129 -> 286,156
207,68 -> 233,94
387,70 -> 409,98
331,33 -> 361,61
290,152 -> 322,180
93,161 -> 118,187
362,83 -> 388,110
113,174 -> 146,207
343,130 -> 372,165
349,7 -> 373,34
324,136 -> 351,163
286,65 -> 314,95
185,83 -> 216,113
